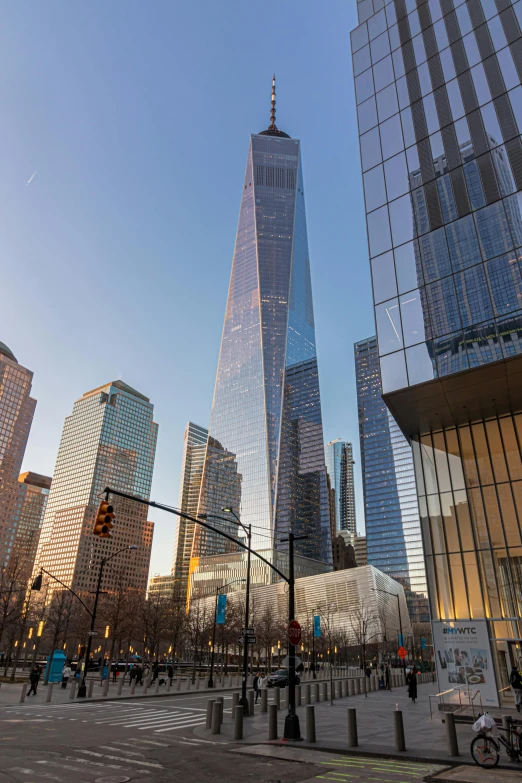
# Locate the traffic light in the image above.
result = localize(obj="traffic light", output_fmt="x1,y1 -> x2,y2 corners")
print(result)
93,500 -> 115,538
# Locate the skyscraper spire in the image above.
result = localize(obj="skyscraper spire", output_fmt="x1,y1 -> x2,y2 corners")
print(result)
269,74 -> 276,130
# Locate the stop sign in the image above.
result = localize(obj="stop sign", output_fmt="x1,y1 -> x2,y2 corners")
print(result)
288,619 -> 302,646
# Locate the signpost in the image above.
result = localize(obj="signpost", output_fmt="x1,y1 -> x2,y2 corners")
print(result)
288,620 -> 302,647
238,636 -> 256,645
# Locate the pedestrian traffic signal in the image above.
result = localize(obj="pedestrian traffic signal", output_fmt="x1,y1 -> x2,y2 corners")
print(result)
93,500 -> 115,538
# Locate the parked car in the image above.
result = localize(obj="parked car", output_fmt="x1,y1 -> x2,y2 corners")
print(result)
267,669 -> 301,688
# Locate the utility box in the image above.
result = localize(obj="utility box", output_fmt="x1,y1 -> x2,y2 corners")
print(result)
44,650 -> 67,683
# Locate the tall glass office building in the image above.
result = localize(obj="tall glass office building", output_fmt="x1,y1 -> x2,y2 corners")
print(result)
34,380 -> 157,596
355,336 -> 429,623
352,0 -> 522,704
193,80 -> 331,566
325,439 -> 357,534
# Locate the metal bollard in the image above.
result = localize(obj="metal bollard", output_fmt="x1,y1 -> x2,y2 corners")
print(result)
69,681 -> 77,701
446,713 -> 459,757
247,689 -> 254,715
46,683 -> 54,703
117,678 -> 124,696
261,688 -> 268,713
268,703 -> 278,740
216,696 -> 224,724
296,684 -> 301,706
234,704 -> 243,740
103,679 -> 109,697
394,710 -> 406,752
20,684 -> 27,703
211,701 -> 221,735
322,682 -> 328,701
348,708 -> 358,747
313,682 -> 319,703
131,680 -> 136,695
275,687 -> 280,710
306,704 -> 316,742
206,699 -> 215,729
304,683 -> 310,704
88,679 -> 94,698
232,692 -> 239,718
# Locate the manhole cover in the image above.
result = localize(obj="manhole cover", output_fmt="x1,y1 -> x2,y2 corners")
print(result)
94,777 -> 131,783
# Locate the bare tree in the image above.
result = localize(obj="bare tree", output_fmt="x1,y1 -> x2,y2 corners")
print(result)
347,600 -> 380,696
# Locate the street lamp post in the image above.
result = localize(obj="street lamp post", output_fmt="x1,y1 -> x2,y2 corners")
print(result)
371,587 -> 406,677
208,578 -> 245,688
77,545 -> 137,698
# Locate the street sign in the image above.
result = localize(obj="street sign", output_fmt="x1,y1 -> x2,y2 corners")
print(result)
288,619 -> 302,646
238,636 -> 256,644
398,646 -> 408,659
242,628 -> 254,635
282,655 -> 302,668
87,631 -> 98,636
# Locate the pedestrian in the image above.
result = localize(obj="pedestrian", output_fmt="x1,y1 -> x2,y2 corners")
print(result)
385,664 -> 390,690
258,673 -> 266,696
112,662 -> 118,683
28,664 -> 41,696
167,664 -> 174,687
136,664 -> 143,686
61,662 -> 72,689
407,666 -> 418,704
152,661 -> 159,683
510,665 -> 522,712
253,672 -> 260,703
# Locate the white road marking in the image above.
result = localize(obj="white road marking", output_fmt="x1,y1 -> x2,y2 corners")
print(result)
77,749 -> 163,768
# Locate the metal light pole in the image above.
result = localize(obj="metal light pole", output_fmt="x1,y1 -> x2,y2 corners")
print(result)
371,587 -> 406,677
77,545 -> 137,698
208,577 -> 245,688
283,530 -> 301,741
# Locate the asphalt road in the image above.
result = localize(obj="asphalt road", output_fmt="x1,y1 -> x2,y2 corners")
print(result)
0,692 -> 450,782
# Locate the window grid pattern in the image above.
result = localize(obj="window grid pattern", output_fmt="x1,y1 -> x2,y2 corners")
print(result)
352,0 -> 522,393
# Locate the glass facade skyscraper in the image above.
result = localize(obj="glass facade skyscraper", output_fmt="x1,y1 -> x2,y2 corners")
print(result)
352,0 -> 522,704
325,440 -> 357,534
34,380 -> 157,596
355,336 -> 428,623
193,82 -> 331,566
12,472 -> 51,578
0,341 -> 36,569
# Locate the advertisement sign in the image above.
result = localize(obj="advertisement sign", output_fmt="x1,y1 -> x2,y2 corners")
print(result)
216,593 -> 227,625
432,620 -> 498,707
313,615 -> 321,638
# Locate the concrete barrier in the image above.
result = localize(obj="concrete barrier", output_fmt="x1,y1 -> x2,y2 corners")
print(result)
232,692 -> 239,718
268,703 -> 278,740
394,710 -> 406,751
335,680 -> 342,699
322,682 -> 328,701
20,684 -> 27,703
261,688 -> 268,712
117,678 -> 124,696
348,679 -> 354,696
103,679 -> 109,697
211,702 -> 221,735
206,699 -> 215,729
69,681 -> 77,701
46,683 -> 54,703
216,696 -> 224,724
313,683 -> 319,703
274,687 -> 280,710
306,704 -> 316,742
247,690 -> 254,716
234,705 -> 243,740
446,713 -> 459,756
155,679 -> 160,694
131,680 -> 136,695
304,683 -> 310,704
88,679 -> 94,698
348,708 -> 358,747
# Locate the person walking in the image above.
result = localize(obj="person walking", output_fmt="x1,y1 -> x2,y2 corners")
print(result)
28,664 -> 41,696
136,664 -> 143,686
61,662 -> 72,689
510,665 -> 522,712
167,664 -> 174,687
111,662 -> 118,683
253,672 -> 260,704
407,666 -> 418,704
152,661 -> 160,683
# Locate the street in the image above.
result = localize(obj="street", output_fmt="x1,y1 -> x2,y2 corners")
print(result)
0,690 -> 448,783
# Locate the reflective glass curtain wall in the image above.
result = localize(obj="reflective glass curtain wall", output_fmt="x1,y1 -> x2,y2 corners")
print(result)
193,128 -> 331,565
325,440 -> 357,534
355,336 -> 429,622
352,0 -> 522,394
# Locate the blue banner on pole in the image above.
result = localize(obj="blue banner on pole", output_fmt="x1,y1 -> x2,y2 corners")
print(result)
421,636 -> 427,649
216,593 -> 227,625
313,615 -> 321,638
398,633 -> 404,647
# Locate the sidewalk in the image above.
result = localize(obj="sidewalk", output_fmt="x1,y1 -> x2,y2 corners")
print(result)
193,681 -> 521,771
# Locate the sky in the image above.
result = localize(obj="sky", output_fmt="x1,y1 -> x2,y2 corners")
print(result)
1,0 -> 376,577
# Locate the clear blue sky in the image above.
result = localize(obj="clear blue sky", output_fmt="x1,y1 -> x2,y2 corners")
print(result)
1,0 -> 375,576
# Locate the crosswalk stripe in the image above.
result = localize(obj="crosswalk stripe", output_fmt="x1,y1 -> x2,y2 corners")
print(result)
154,719 -> 205,733
94,709 -> 168,724
142,717 -> 205,731
121,714 -> 203,729
77,749 -> 163,768
107,710 -> 181,725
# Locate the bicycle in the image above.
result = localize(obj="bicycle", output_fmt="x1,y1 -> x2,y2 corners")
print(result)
471,720 -> 522,768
